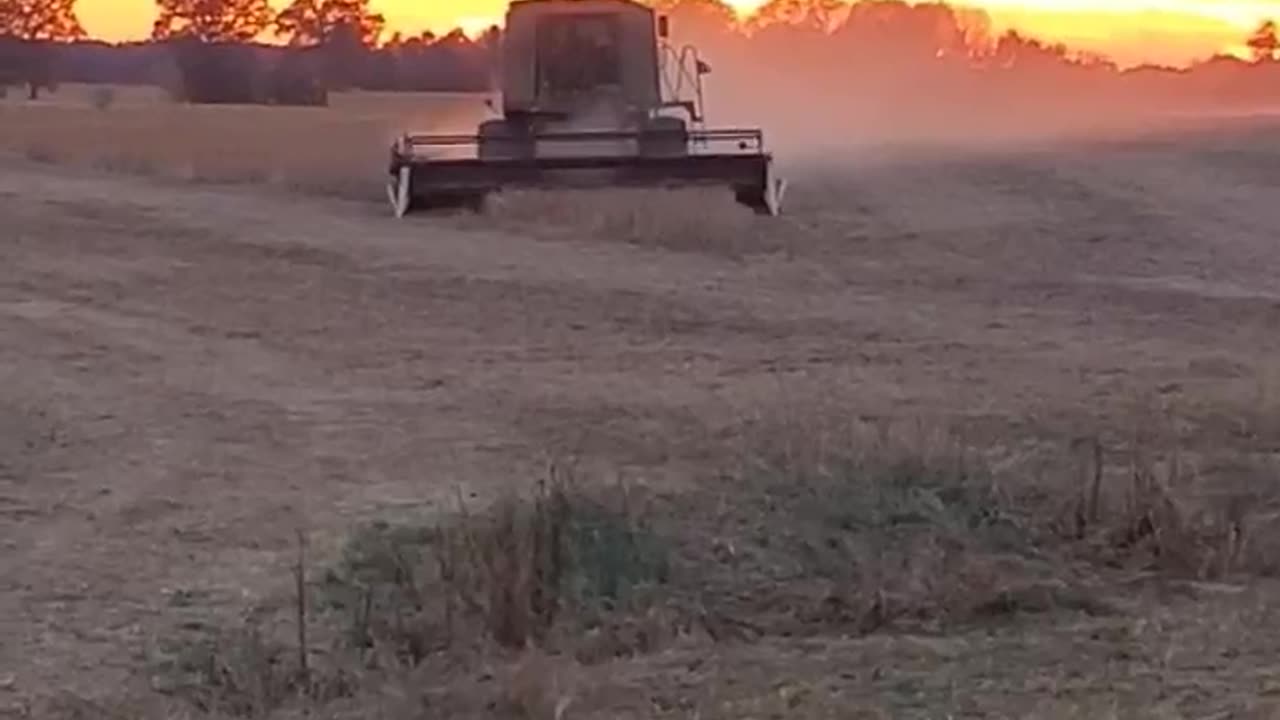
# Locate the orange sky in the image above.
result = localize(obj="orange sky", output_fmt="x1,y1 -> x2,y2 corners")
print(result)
78,0 -> 1277,67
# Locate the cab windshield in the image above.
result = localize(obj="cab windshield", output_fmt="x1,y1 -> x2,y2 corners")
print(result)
535,13 -> 622,95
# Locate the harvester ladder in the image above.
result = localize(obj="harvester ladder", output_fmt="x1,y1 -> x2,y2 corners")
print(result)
658,41 -> 709,139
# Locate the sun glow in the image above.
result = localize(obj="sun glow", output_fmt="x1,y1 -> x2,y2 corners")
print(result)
452,14 -> 500,39
76,0 -> 1280,67
956,1 -> 1266,66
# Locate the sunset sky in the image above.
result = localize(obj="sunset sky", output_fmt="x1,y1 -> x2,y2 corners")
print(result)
76,0 -> 1279,67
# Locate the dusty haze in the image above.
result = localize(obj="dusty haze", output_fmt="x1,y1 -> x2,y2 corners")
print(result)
650,0 -> 1280,166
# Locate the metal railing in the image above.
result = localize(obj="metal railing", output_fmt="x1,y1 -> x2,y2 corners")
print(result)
396,127 -> 765,154
658,41 -> 709,126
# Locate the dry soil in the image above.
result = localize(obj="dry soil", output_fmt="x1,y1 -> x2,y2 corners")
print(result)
3,114 -> 1280,717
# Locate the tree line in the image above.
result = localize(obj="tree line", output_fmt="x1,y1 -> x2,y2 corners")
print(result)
1,0 -> 1278,105
0,0 -> 500,102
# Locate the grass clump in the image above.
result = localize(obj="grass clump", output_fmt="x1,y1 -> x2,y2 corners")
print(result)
1060,440 -> 1269,581
148,619 -> 356,718
90,86 -> 116,111
711,419 -> 1079,634
151,466 -> 674,717
151,623 -> 293,717
315,465 -> 673,667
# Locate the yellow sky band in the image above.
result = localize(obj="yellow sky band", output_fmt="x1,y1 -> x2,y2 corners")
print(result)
76,0 -> 1279,68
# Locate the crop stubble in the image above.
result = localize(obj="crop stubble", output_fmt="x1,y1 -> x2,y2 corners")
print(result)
2,93 -> 1280,717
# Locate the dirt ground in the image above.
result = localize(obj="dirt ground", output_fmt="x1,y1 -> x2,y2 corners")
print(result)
3,115 -> 1280,718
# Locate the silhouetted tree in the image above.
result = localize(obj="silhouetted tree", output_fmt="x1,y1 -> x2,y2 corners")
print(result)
748,0 -> 844,33
390,30 -> 436,49
386,28 -> 491,91
1246,20 -> 1278,62
990,30 -> 1070,70
950,5 -> 992,51
151,0 -> 272,42
315,22 -> 365,88
0,0 -> 84,40
274,0 -> 384,47
836,0 -> 972,63
0,0 -> 85,98
650,0 -> 737,38
150,0 -> 274,103
268,47 -> 327,104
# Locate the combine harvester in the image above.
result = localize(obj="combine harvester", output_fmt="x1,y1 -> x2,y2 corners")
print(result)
387,0 -> 786,217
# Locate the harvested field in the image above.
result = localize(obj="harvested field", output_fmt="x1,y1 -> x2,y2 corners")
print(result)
3,89 -> 1280,718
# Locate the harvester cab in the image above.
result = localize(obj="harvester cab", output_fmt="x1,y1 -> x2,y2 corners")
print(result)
387,0 -> 786,217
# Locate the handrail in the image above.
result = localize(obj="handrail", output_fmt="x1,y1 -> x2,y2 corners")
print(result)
400,128 -> 763,147
657,41 -> 708,126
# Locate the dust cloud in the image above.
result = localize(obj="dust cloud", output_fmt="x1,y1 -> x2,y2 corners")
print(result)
655,0 -> 1280,167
